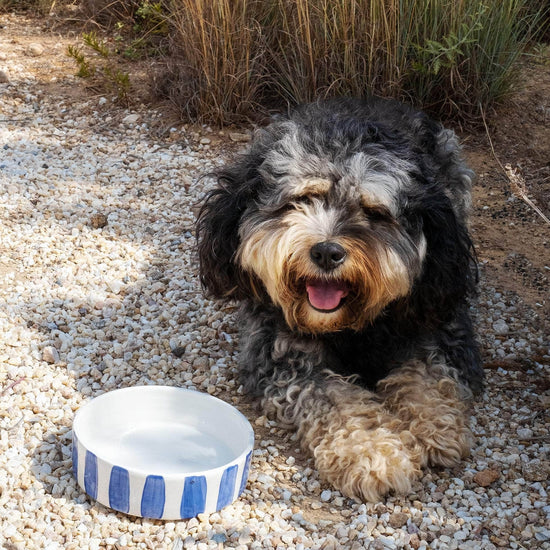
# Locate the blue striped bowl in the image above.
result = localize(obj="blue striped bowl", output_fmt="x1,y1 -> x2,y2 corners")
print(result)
72,386 -> 254,519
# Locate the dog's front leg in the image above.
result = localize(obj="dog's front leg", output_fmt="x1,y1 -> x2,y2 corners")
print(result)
292,377 -> 424,502
240,317 -> 422,502
377,359 -> 472,469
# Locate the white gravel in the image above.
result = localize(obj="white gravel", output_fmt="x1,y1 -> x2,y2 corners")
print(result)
0,14 -> 548,550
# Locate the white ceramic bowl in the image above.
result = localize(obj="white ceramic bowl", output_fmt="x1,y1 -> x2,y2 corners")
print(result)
72,386 -> 254,520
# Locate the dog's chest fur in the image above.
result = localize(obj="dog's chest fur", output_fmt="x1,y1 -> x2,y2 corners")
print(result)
322,322 -> 422,388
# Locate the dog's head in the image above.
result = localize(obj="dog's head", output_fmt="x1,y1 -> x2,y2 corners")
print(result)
197,99 -> 475,334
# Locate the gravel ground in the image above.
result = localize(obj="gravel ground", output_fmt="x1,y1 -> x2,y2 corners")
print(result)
0,14 -> 549,550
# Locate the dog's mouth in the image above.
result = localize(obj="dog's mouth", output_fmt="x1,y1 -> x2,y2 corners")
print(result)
305,279 -> 350,313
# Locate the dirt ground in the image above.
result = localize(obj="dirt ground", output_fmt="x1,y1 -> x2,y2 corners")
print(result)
466,59 -> 550,315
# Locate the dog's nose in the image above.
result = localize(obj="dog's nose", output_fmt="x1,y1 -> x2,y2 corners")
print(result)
310,241 -> 346,270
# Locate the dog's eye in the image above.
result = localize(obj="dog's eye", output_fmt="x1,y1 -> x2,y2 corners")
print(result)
362,205 -> 391,222
278,195 -> 324,213
295,195 -> 314,205
280,196 -> 315,211
271,199 -> 309,214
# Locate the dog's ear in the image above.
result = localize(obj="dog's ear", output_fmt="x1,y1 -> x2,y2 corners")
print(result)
399,119 -> 477,325
407,189 -> 477,325
196,159 -> 261,300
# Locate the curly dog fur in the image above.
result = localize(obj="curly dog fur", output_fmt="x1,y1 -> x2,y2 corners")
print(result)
196,97 -> 483,502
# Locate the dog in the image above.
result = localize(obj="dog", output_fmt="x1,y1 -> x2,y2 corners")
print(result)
197,97 -> 484,502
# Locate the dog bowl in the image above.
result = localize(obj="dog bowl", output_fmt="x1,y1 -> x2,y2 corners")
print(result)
72,386 -> 254,520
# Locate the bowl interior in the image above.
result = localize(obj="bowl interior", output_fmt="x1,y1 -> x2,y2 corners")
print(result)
73,386 -> 253,476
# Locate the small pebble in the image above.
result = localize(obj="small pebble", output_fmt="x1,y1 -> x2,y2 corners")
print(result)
27,42 -> 44,56
473,469 -> 500,487
90,213 -> 108,229
229,132 -> 251,143
522,460 -> 550,482
492,319 -> 509,335
122,113 -> 140,124
389,511 -> 409,528
42,345 -> 59,364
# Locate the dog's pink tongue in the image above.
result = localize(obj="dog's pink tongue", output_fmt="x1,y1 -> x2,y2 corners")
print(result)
306,281 -> 348,311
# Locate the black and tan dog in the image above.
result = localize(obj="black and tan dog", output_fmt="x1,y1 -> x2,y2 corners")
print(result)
197,97 -> 483,501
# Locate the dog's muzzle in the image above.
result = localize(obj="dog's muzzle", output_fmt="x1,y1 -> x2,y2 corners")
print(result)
307,241 -> 349,312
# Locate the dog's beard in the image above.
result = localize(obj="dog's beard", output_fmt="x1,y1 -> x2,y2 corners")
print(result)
283,238 -> 414,333
238,223 -> 420,334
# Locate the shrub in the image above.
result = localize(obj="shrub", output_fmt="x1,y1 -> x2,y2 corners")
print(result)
158,0 -> 546,125
398,1 -> 548,119
156,0 -> 269,124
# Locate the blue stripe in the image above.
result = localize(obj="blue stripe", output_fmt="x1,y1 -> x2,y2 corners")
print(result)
238,451 -> 253,496
72,433 -> 78,480
180,475 -> 207,518
109,466 -> 130,513
84,451 -> 98,500
141,475 -> 165,519
216,464 -> 238,510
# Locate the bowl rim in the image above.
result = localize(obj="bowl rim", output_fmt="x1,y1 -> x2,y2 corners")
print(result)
72,385 -> 255,479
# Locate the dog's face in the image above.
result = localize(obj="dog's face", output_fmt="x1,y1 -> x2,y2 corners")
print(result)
197,100 -> 474,335
232,124 -> 429,334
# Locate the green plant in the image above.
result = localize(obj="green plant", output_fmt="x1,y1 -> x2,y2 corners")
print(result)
66,45 -> 95,78
67,33 -> 132,105
119,1 -> 169,59
82,31 -> 111,58
530,43 -> 550,65
135,1 -> 168,35
104,66 -> 131,102
412,10 -> 485,77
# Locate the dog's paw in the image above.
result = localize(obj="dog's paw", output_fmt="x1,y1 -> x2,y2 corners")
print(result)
294,380 -> 423,502
312,426 -> 420,502
378,365 -> 472,468
404,401 -> 472,468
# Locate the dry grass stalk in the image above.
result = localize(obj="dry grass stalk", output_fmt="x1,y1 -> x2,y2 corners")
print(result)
481,105 -> 550,226
505,165 -> 550,226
